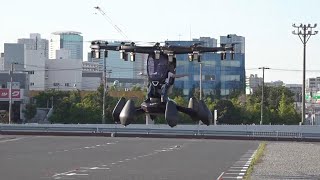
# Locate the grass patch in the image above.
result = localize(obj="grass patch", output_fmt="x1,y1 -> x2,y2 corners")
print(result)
243,142 -> 266,180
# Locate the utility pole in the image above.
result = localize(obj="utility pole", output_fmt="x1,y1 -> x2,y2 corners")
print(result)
102,50 -> 107,124
199,63 -> 202,100
258,67 -> 270,125
8,63 -> 14,124
292,23 -> 318,124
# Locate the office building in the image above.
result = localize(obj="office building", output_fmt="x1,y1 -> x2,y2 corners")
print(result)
45,59 -> 82,91
166,35 -> 245,96
3,43 -> 25,71
192,37 -> 217,47
49,31 -> 83,60
18,33 -> 49,58
88,43 -> 148,89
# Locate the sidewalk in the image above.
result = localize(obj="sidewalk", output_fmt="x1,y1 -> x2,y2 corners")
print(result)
251,142 -> 320,180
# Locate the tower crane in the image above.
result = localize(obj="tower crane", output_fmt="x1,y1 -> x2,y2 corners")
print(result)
94,6 -> 129,40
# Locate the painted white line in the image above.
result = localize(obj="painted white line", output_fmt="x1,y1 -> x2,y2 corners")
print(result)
222,177 -> 241,179
230,167 -> 248,169
90,167 -> 109,170
53,170 -> 76,177
0,137 -> 27,143
225,173 -> 241,175
216,172 -> 224,180
236,176 -> 243,179
111,163 -> 116,165
78,170 -> 88,173
66,173 -> 88,176
125,159 -> 131,161
228,170 -> 245,172
102,165 -> 108,167
118,161 -> 123,163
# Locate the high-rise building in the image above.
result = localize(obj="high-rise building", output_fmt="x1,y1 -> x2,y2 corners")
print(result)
87,42 -> 148,88
18,33 -> 49,58
49,31 -> 83,60
166,35 -> 245,97
192,37 -> 217,47
4,43 -> 25,71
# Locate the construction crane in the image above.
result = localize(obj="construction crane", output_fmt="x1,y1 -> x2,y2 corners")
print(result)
94,6 -> 129,40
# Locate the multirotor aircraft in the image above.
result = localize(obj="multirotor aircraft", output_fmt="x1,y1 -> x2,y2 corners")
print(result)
90,39 -> 234,127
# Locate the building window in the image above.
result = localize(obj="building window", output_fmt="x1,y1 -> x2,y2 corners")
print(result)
1,84 -> 5,88
65,83 -> 70,87
30,82 -> 35,86
53,83 -> 60,86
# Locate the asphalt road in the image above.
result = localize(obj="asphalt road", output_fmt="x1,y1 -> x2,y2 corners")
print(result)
0,135 -> 259,180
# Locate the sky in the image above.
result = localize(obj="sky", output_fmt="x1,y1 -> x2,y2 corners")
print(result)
1,0 -> 320,84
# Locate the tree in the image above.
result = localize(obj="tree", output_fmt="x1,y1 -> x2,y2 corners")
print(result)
278,92 -> 300,124
169,87 -> 184,98
214,100 -> 242,124
23,103 -> 37,122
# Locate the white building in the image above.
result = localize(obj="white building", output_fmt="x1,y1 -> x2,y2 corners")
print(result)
45,59 -> 82,91
82,61 -> 100,72
307,77 -> 320,90
81,61 -> 102,91
25,50 -> 47,90
49,31 -> 83,60
18,33 -> 49,59
247,74 -> 262,94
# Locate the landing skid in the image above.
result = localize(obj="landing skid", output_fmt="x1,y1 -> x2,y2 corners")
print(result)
112,97 -> 212,127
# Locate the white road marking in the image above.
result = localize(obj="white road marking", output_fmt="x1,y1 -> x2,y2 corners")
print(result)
53,170 -> 76,177
0,137 -> 27,143
66,173 -> 88,176
230,167 -> 248,169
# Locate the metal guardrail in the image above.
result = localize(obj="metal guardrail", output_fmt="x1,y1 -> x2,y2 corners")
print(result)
1,124 -> 320,141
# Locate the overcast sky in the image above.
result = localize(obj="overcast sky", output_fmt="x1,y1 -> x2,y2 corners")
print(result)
1,0 -> 320,83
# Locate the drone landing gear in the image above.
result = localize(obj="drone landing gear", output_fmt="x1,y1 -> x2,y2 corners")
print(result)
113,98 -> 143,126
187,97 -> 212,125
165,101 -> 179,127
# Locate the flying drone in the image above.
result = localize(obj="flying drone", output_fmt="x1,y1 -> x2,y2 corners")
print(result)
90,39 -> 234,127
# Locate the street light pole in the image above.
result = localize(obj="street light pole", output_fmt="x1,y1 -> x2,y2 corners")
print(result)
8,63 -> 14,124
258,67 -> 270,125
292,23 -> 318,124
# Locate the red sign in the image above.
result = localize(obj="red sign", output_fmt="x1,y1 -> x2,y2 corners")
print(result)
0,89 -> 21,99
